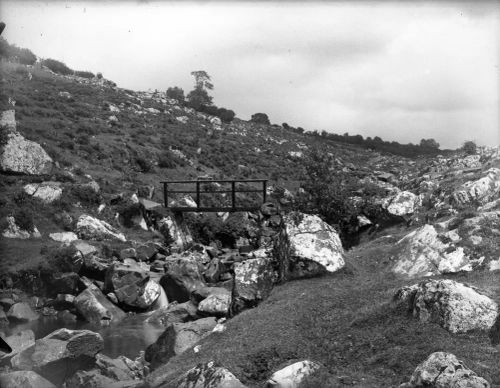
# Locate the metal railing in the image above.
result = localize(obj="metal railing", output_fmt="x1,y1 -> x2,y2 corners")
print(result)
161,179 -> 267,212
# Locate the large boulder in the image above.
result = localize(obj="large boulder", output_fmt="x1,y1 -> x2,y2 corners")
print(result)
266,360 -> 321,388
145,317 -> 217,368
104,263 -> 161,309
452,168 -> 500,206
0,371 -> 56,388
24,182 -> 62,203
393,224 -> 477,277
74,280 -> 126,325
382,190 -> 418,217
76,214 -> 126,242
275,212 -> 344,280
401,352 -> 490,387
10,328 -> 103,386
6,302 -> 39,322
170,361 -> 246,388
197,288 -> 232,317
160,255 -> 206,303
145,301 -> 198,327
157,213 -> 193,252
394,279 -> 497,333
0,329 -> 35,363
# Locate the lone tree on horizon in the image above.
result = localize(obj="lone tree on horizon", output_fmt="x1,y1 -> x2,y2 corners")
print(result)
187,70 -> 213,110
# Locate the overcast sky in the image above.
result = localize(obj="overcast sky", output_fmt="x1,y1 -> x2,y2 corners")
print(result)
1,1 -> 499,149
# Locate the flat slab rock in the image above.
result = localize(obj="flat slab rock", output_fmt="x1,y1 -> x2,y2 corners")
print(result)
394,279 -> 498,333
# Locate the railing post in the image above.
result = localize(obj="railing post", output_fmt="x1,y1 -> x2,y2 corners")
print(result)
196,181 -> 200,209
231,181 -> 236,209
164,182 -> 168,207
262,180 -> 267,203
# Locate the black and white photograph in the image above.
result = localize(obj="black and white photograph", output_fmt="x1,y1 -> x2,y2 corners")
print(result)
0,1 -> 499,387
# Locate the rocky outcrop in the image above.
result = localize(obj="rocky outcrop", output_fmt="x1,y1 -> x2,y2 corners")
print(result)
452,168 -> 500,206
169,361 -> 246,388
74,280 -> 126,325
266,360 -> 321,388
145,317 -> 217,368
401,352 -> 490,387
76,214 -> 126,242
104,262 -> 161,309
382,190 -> 418,216
393,224 -> 478,277
10,328 -> 104,386
275,212 -> 345,280
0,370 -> 57,388
394,279 -> 497,333
24,182 -> 62,203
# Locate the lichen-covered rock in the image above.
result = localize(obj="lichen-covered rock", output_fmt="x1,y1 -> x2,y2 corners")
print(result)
382,190 -> 419,216
393,224 -> 477,277
74,281 -> 126,325
77,214 -> 126,241
172,361 -> 246,388
452,168 -> 500,206
49,232 -> 78,243
2,216 -> 41,239
0,371 -> 56,388
0,132 -> 53,175
145,317 -> 217,368
158,213 -> 194,252
266,360 -> 321,388
197,288 -> 231,317
104,263 -> 160,309
24,182 -> 62,203
6,302 -> 39,322
275,212 -> 345,280
394,279 -> 497,333
402,352 -> 490,387
10,328 -> 104,386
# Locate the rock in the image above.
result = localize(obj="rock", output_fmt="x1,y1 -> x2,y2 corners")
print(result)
452,168 -> 500,206
146,301 -> 198,326
171,361 -> 246,388
261,202 -> 279,216
382,190 -> 418,216
77,214 -> 126,241
0,110 -> 16,131
2,216 -> 41,239
0,371 -> 56,388
392,224 -> 478,277
50,272 -> 80,294
6,302 -> 39,322
0,330 -> 35,361
161,256 -> 206,303
233,257 -> 275,312
74,281 -> 126,325
24,181 -> 62,203
197,289 -> 232,317
275,212 -> 344,279
104,263 -> 160,309
402,352 -> 490,387
49,232 -> 78,243
73,240 -> 98,256
58,91 -> 72,99
63,370 -> 117,388
53,294 -> 75,310
394,279 -> 497,333
0,132 -> 53,175
145,317 -> 217,368
266,360 -> 321,388
81,254 -> 111,280
120,247 -> 137,259
136,242 -> 158,261
176,116 -> 188,124
10,328 -> 104,386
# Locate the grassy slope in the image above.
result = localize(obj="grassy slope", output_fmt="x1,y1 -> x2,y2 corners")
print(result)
147,227 -> 500,387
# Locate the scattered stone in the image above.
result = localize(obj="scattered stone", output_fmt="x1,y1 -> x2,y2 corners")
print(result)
401,352 -> 490,387
394,279 -> 497,333
266,360 -> 321,388
73,240 -> 98,256
77,214 -> 126,241
49,232 -> 78,243
197,288 -> 232,317
382,191 -> 418,216
171,361 -> 246,388
24,181 -> 62,203
176,116 -> 188,124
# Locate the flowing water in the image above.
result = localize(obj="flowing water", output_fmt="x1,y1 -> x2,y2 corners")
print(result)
3,313 -> 165,359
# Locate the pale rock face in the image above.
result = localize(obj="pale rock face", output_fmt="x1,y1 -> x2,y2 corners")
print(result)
198,291 -> 231,316
357,215 -> 372,227
76,214 -> 126,242
0,110 -> 16,132
108,104 -> 120,113
0,132 -> 53,175
266,360 -> 321,388
395,279 -> 498,333
403,352 -> 490,388
173,361 -> 246,388
0,371 -> 57,388
393,224 -> 476,277
278,212 -> 345,277
489,258 -> 500,271
2,216 -> 41,239
24,182 -> 62,203
452,168 -> 500,206
382,191 -> 418,216
176,116 -> 189,124
49,232 -> 78,243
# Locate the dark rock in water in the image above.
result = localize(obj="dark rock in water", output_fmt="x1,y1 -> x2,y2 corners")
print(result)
74,281 -> 126,325
0,370 -> 56,388
50,272 -> 80,295
10,328 -> 103,386
145,317 -> 217,368
6,302 -> 39,322
161,256 -> 206,303
146,301 -> 198,327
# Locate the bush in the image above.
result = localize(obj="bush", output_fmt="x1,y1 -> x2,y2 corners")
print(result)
42,58 -> 73,75
13,208 -> 35,232
69,185 -> 101,205
0,38 -> 37,65
96,72 -> 103,79
250,113 -> 270,125
74,70 -> 95,79
166,86 -> 185,102
136,157 -> 153,173
462,140 -> 477,155
217,108 -> 235,123
15,66 -> 29,76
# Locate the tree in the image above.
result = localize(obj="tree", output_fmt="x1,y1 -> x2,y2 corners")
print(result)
187,70 -> 213,110
462,140 -> 477,155
419,138 -> 440,149
166,86 -> 185,102
250,113 -> 270,125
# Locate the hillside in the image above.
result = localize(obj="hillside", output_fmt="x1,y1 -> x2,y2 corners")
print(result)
1,52 -> 500,388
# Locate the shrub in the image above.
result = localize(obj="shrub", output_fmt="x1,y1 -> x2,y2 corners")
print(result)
217,108 -> 235,123
166,86 -> 185,102
69,185 -> 101,205
42,58 -> 73,75
13,208 -> 35,232
96,72 -> 103,79
462,140 -> 477,155
0,38 -> 37,65
250,113 -> 270,125
74,70 -> 95,79
15,66 -> 29,76
158,152 -> 176,168
136,157 -> 153,173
